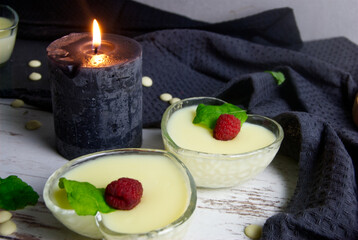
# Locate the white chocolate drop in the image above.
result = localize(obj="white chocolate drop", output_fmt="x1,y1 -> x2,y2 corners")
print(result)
142,76 -> 153,87
0,211 -> 12,224
28,60 -> 41,68
25,120 -> 42,130
10,99 -> 24,108
160,93 -> 172,102
0,220 -> 17,236
244,224 -> 262,240
29,72 -> 42,81
170,97 -> 181,105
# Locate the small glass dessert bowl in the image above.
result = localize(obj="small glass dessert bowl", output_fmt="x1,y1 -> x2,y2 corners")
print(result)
43,148 -> 197,239
0,5 -> 19,65
161,97 -> 284,188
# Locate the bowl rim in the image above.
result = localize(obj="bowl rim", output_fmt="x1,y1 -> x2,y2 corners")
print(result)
43,148 -> 197,238
0,5 -> 19,30
161,96 -> 284,160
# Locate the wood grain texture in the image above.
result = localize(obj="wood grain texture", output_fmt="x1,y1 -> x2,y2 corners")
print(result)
0,99 -> 298,240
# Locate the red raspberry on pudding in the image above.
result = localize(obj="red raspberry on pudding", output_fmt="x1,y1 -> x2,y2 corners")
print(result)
213,114 -> 241,141
105,177 -> 143,210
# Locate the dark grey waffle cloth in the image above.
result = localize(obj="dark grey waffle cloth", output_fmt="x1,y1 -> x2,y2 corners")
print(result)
0,1 -> 357,239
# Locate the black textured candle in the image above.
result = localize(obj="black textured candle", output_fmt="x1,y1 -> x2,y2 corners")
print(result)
47,33 -> 142,159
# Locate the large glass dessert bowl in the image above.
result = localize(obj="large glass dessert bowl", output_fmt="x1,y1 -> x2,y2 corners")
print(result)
43,148 -> 197,239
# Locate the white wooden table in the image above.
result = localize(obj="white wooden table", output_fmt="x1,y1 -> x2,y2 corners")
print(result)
0,98 -> 298,240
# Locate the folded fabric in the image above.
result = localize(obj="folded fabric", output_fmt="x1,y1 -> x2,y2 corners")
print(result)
0,1 -> 358,239
138,30 -> 358,239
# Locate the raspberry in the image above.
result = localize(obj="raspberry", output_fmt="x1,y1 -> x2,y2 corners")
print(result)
105,177 -> 143,210
213,114 -> 241,141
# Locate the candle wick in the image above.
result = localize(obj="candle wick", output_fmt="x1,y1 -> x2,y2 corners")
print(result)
94,47 -> 98,54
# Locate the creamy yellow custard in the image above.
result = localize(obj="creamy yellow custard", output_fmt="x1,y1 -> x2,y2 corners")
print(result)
167,105 -> 276,154
53,154 -> 189,234
0,17 -> 17,64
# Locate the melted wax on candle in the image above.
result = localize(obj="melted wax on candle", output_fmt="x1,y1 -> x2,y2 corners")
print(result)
47,33 -> 141,78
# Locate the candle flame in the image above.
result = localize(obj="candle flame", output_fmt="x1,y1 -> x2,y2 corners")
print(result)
92,19 -> 101,53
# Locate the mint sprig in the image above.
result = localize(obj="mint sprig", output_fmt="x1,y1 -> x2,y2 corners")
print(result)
265,71 -> 285,85
0,175 -> 39,210
193,103 -> 247,129
59,178 -> 115,216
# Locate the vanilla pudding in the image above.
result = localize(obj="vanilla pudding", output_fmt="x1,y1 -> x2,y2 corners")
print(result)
161,97 -> 284,188
43,149 -> 196,239
167,105 -> 276,154
0,6 -> 18,65
56,154 -> 188,233
0,17 -> 17,64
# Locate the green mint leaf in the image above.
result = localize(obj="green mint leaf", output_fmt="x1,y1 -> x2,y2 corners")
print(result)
0,175 -> 39,210
193,103 -> 247,129
265,71 -> 285,85
59,178 -> 115,216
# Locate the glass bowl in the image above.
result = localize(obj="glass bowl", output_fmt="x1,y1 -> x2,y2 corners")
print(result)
0,5 -> 18,65
43,148 -> 197,239
161,97 -> 284,188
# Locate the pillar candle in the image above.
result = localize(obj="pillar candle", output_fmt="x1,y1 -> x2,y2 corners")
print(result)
47,32 -> 142,159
